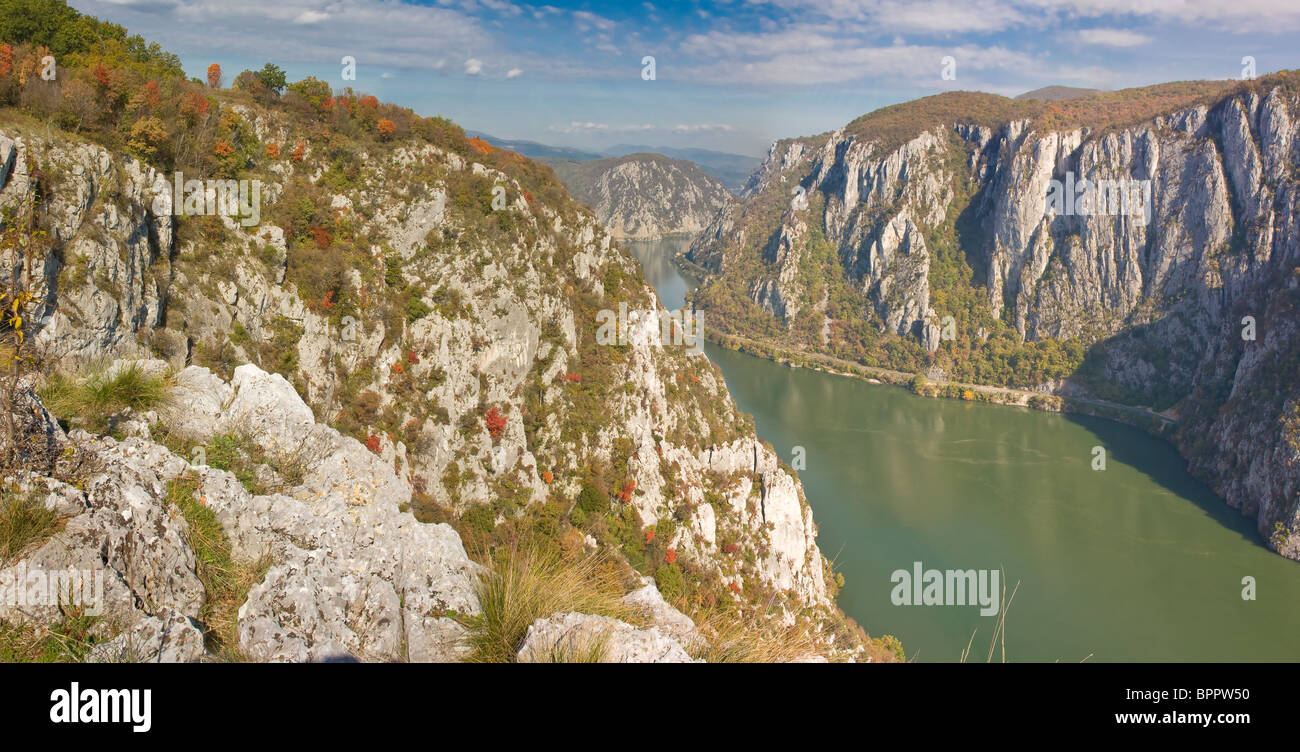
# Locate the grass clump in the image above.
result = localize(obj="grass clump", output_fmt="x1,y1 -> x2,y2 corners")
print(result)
690,605 -> 827,663
459,547 -> 635,663
39,363 -> 173,433
0,606 -> 104,663
0,486 -> 58,566
166,474 -> 270,660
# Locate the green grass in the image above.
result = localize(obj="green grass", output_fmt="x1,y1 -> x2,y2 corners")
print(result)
0,606 -> 104,663
458,547 -> 635,663
39,363 -> 174,433
166,474 -> 270,660
0,487 -> 58,566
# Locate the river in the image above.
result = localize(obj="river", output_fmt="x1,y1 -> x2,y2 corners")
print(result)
628,237 -> 1300,662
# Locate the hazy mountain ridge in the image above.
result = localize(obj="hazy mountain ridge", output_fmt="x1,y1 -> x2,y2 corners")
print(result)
544,152 -> 734,240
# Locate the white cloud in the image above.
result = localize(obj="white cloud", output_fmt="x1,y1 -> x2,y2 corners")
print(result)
506,67 -> 524,78
72,0 -> 505,73
464,58 -> 484,74
292,10 -> 329,24
1078,28 -> 1152,47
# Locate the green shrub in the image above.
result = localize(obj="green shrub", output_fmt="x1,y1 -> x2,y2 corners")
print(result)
577,482 -> 608,515
654,563 -> 685,602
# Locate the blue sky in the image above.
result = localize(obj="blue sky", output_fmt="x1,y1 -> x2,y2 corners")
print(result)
71,0 -> 1300,156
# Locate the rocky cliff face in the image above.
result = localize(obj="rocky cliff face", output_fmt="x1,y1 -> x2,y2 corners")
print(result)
0,100 -> 867,658
547,153 -> 732,240
688,75 -> 1300,560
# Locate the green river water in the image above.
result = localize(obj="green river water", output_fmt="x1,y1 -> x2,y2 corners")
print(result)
628,238 -> 1300,662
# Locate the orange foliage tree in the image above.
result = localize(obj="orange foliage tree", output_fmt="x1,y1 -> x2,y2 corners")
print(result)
206,63 -> 221,88
376,118 -> 396,140
484,406 -> 507,438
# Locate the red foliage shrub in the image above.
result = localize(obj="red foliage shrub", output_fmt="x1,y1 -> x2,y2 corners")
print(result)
359,94 -> 379,109
564,373 -> 581,382
308,226 -> 332,249
391,362 -> 403,374
467,137 -> 494,155
484,406 -> 507,438
723,543 -> 739,554
318,290 -> 335,311
644,528 -> 655,543
265,142 -> 280,158
728,582 -> 743,595
665,547 -> 677,564
406,350 -> 419,364
212,140 -> 234,157
291,142 -> 306,162
364,435 -> 381,454
542,470 -> 553,484
618,480 -> 636,503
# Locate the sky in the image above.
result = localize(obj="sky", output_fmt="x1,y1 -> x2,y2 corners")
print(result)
69,0 -> 1300,157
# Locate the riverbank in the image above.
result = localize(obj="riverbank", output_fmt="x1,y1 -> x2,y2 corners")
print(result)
704,330 -> 1180,439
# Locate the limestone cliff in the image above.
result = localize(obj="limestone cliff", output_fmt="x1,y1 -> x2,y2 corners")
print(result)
688,75 -> 1300,559
0,97 -> 871,659
546,153 -> 732,240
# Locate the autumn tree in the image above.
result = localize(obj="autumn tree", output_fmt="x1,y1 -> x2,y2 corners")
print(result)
376,117 -> 395,140
57,77 -> 97,131
206,62 -> 220,88
0,178 -> 51,471
125,116 -> 168,163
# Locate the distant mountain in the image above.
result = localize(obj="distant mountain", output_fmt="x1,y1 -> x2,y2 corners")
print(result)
543,153 -> 732,240
1014,85 -> 1102,101
464,131 -> 603,161
465,133 -> 762,192
602,144 -> 762,191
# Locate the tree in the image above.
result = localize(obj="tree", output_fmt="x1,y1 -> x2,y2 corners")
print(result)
206,62 -> 220,88
125,116 -> 168,163
57,77 -> 97,131
376,117 -> 395,140
0,178 -> 50,471
254,62 -> 286,95
287,76 -> 331,108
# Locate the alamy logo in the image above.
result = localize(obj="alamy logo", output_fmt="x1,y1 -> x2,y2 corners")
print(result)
1045,171 -> 1152,227
1,563 -> 104,616
50,683 -> 151,732
890,561 -> 1001,616
150,172 -> 262,226
596,302 -> 703,355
